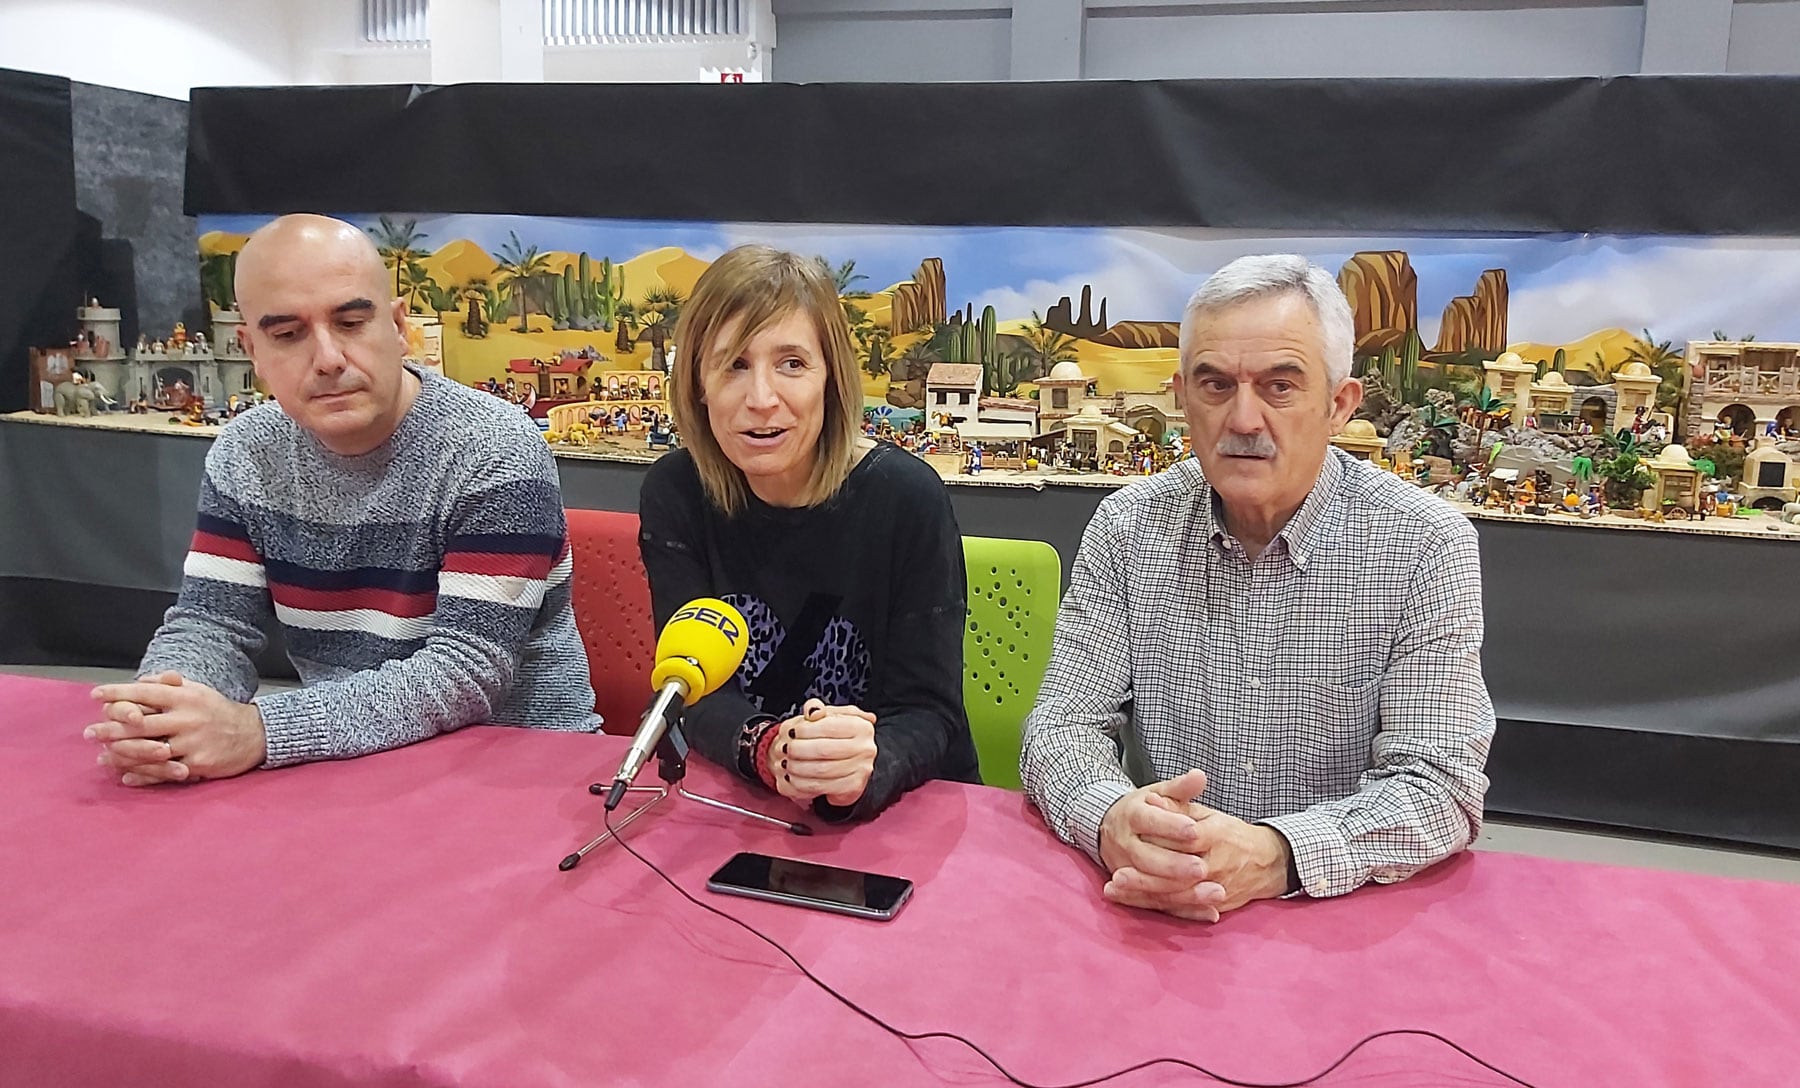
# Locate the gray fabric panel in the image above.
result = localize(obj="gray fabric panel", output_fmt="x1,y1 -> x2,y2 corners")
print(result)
0,421 -> 210,591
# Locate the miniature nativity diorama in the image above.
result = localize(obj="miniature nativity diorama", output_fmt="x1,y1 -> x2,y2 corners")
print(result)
19,214 -> 1800,538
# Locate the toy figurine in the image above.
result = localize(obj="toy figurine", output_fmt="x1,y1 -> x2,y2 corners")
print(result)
1512,476 -> 1536,514
169,322 -> 187,350
1631,405 -> 1647,436
968,443 -> 984,474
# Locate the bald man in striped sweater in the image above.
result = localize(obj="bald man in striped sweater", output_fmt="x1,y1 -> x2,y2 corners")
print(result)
85,215 -> 598,786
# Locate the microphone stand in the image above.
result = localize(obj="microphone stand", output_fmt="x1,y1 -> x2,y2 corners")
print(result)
559,711 -> 811,871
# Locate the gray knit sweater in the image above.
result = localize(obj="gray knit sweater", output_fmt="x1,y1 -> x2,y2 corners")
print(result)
141,367 -> 599,767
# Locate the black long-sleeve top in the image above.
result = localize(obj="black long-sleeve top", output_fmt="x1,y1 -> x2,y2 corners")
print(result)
638,442 -> 981,821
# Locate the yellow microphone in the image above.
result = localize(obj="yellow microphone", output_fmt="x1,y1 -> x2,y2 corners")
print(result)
605,598 -> 749,810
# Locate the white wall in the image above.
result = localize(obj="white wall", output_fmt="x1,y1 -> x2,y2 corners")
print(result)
772,9 -> 1013,82
1730,0 -> 1800,73
1083,4 -> 1647,80
0,0 -> 300,99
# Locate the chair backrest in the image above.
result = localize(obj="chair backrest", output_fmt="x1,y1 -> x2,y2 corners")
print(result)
961,536 -> 1061,790
565,508 -> 656,735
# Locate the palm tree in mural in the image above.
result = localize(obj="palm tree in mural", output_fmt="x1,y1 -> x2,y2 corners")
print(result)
815,257 -> 870,326
636,285 -> 685,368
368,217 -> 429,300
461,276 -> 491,339
639,310 -> 674,372
816,257 -> 869,296
639,285 -> 685,330
495,231 -> 551,334
1018,310 -> 1081,382
614,298 -> 639,356
397,258 -> 439,315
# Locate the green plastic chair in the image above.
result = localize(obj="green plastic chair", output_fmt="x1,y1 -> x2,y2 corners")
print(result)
961,536 -> 1062,790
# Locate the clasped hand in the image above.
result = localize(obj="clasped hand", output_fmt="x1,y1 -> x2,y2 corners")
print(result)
767,697 -> 878,809
1096,769 -> 1292,923
84,671 -> 267,786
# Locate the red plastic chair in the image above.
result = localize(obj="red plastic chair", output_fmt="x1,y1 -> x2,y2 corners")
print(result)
565,508 -> 656,735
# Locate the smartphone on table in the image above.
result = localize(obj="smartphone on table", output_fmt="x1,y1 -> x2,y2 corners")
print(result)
706,852 -> 914,921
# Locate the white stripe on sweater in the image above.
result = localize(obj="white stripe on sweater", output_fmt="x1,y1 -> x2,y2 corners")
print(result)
274,604 -> 433,642
439,571 -> 551,609
184,552 -> 268,588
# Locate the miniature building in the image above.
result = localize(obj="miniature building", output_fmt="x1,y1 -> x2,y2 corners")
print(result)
211,310 -> 251,360
976,396 -> 1039,430
1040,403 -> 1138,463
209,309 -> 256,398
1034,359 -> 1091,431
1483,351 -> 1538,415
1528,370 -> 1575,428
122,328 -> 249,409
1642,442 -> 1702,512
74,303 -> 129,401
1612,361 -> 1662,430
925,363 -> 984,423
1739,436 -> 1800,509
1685,339 -> 1800,439
511,354 -> 610,399
1330,419 -> 1386,460
1109,379 -> 1180,441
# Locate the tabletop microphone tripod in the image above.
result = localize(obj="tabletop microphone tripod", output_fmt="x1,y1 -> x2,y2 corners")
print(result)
559,598 -> 810,870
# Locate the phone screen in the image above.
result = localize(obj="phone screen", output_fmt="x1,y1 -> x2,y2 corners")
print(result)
706,852 -> 914,919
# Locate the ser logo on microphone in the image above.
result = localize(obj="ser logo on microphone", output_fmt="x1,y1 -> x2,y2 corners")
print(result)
671,604 -> 742,645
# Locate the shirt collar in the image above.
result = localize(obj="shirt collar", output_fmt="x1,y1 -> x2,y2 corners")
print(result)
1193,447 -> 1347,569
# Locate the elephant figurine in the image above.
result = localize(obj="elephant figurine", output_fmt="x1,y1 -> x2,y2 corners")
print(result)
53,376 -> 102,417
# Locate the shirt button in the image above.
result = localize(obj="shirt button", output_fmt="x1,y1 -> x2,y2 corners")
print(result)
1248,677 -> 1262,689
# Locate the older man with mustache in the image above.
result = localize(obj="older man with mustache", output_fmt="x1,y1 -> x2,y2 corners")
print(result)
1021,255 -> 1494,921
83,215 -> 598,787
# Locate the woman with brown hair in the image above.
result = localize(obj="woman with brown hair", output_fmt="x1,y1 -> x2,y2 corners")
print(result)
639,245 -> 979,821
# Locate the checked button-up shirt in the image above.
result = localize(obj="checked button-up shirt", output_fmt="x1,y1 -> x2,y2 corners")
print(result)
1021,448 -> 1494,899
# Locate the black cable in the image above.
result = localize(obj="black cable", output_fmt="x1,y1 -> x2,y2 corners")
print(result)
597,809 -> 1545,1088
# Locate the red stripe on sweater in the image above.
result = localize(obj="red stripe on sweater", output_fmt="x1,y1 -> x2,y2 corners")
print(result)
269,583 -> 439,618
442,551 -> 557,579
191,530 -> 261,565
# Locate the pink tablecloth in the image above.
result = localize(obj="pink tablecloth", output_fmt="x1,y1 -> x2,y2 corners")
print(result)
1,675 -> 1792,1087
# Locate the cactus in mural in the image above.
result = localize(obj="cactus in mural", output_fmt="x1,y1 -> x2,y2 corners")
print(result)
1553,347 -> 1567,374
986,352 -> 1026,397
1399,329 -> 1422,401
588,258 -> 622,332
550,272 -> 570,329
981,306 -> 997,367
577,254 -> 593,323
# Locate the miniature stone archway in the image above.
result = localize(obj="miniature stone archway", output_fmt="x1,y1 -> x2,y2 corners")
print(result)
1579,396 -> 1609,432
1718,403 -> 1756,437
